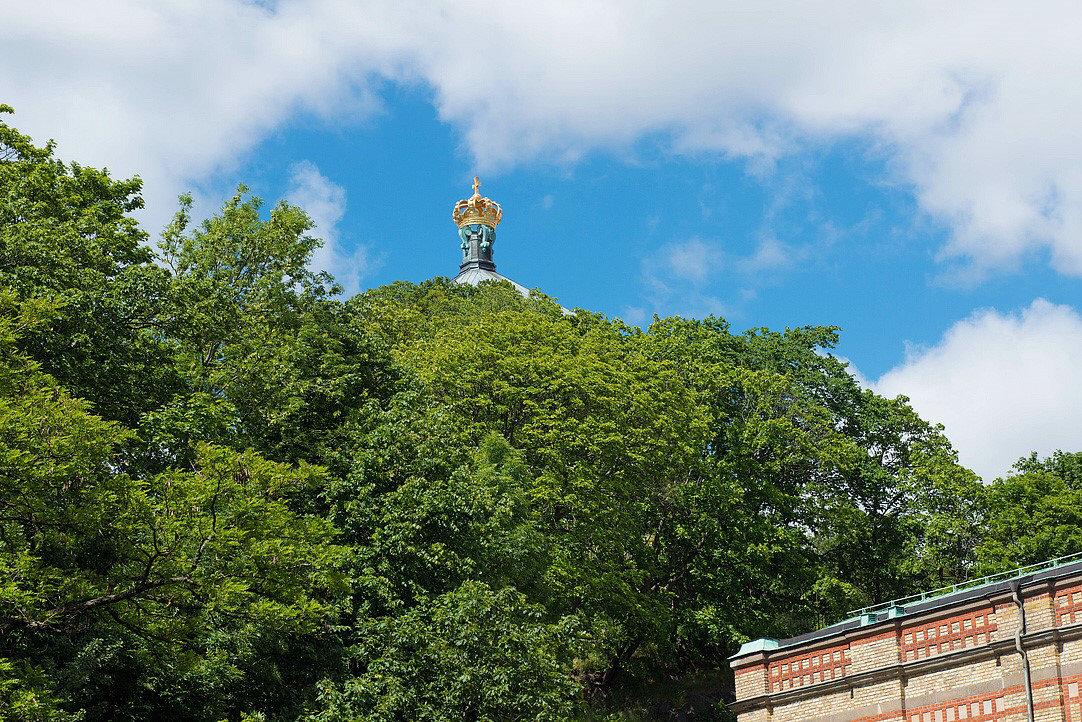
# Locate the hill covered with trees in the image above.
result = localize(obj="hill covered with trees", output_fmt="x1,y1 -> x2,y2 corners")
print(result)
1,106 -> 1080,721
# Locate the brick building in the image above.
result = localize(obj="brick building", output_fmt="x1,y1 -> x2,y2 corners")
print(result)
729,555 -> 1082,721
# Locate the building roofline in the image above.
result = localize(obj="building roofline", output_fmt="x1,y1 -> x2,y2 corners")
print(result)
730,552 -> 1082,664
850,551 -> 1082,618
730,619 -> 1082,714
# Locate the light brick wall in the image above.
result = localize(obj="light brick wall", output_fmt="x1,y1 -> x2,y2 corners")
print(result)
851,633 -> 898,672
739,708 -> 772,722
904,656 -> 1005,701
1062,638 -> 1082,668
771,688 -> 854,722
1028,590 -> 1058,633
997,601 -> 1021,641
732,577 -> 1082,722
851,679 -> 905,720
735,662 -> 768,700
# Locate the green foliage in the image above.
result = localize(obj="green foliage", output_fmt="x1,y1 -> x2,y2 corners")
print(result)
347,280 -> 978,715
0,111 -> 353,720
1,105 -> 1074,721
314,581 -> 579,721
973,452 -> 1082,573
0,105 -> 172,426
0,295 -> 344,718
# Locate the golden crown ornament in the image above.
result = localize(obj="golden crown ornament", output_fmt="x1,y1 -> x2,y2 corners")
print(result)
452,176 -> 503,228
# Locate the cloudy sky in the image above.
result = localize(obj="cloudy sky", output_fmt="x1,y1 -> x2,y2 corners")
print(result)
7,0 -> 1082,480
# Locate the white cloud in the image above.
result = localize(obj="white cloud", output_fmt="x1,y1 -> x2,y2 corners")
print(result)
637,238 -> 728,319
287,162 -> 346,241
737,237 -> 799,275
875,299 -> 1082,481
401,1 -> 1082,277
7,2 -> 1082,277
663,238 -> 722,284
12,2 -> 1082,488
285,160 -> 373,294
638,234 -> 808,319
0,0 -> 396,228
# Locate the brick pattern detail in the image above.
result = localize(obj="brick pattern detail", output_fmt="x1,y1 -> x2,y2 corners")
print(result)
853,631 -> 896,646
841,675 -> 1082,722
1056,584 -> 1082,627
732,663 -> 762,676
768,643 -> 851,692
1065,675 -> 1082,722
734,582 -> 1082,721
900,609 -> 996,662
903,690 -> 1007,722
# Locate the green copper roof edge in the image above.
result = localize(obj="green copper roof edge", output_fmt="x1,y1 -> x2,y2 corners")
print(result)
731,638 -> 780,659
849,550 -> 1082,618
731,553 -> 1082,661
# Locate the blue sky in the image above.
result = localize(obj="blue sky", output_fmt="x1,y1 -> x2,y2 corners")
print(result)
8,1 -> 1082,480
244,83 -> 1082,379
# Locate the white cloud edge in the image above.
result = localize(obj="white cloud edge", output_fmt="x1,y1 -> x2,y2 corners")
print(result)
6,2 -> 1082,278
9,2 -> 1082,479
873,298 -> 1082,481
285,160 -> 375,293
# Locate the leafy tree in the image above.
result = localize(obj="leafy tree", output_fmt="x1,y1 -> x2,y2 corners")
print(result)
1014,450 -> 1082,486
0,105 -> 1034,721
319,417 -> 578,717
314,581 -> 579,722
0,105 -> 174,426
0,112 -> 348,721
354,285 -> 710,697
974,452 -> 1082,573
347,284 -> 985,716
131,188 -> 398,476
0,294 -> 346,719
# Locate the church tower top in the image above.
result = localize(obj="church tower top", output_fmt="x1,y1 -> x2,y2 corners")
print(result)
452,176 -> 503,273
449,177 -> 551,305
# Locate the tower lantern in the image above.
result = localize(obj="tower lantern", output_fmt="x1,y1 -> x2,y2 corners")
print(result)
449,176 -> 536,300
447,176 -> 571,309
452,176 -> 503,272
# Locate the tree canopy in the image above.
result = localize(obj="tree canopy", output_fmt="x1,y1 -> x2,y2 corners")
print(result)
0,105 -> 1076,720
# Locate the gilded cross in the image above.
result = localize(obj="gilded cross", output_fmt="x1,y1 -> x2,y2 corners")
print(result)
472,176 -> 480,195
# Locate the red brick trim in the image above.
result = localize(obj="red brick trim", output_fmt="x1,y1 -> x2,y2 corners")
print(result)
1062,671 -> 1082,722
902,688 -> 1009,722
899,607 -> 996,662
1056,583 -> 1082,627
768,642 -> 851,692
848,673 -> 1082,722
733,663 -> 764,677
